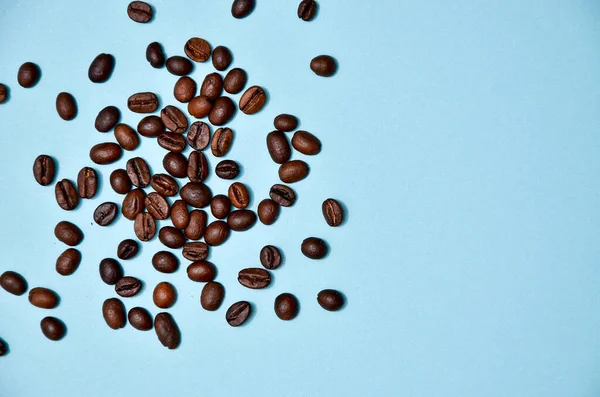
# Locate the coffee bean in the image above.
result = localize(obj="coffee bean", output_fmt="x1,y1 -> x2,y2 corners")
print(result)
188,95 -> 213,118
95,106 -> 121,132
102,298 -> 126,329
157,132 -> 186,152
210,194 -> 231,219
159,226 -> 186,248
310,55 -> 337,77
110,169 -> 132,194
174,76 -> 197,103
0,84 -> 7,105
33,154 -> 55,186
56,92 -> 77,120
266,131 -> 291,164
118,239 -> 140,260
180,182 -> 212,208
127,1 -> 153,23
274,293 -> 299,320
163,152 -> 188,178
122,188 -> 146,220
273,114 -> 298,132
292,130 -> 321,155
223,68 -> 247,94
161,105 -> 188,133
184,37 -> 211,62
200,73 -> 223,101
40,317 -> 66,340
145,192 -> 170,220
238,268 -> 270,289
211,127 -> 233,157
187,151 -> 209,183
187,122 -> 210,151
99,258 -> 123,285
279,160 -> 309,183
212,46 -> 232,71
114,123 -> 140,151
226,301 -> 251,327
227,182 -> 249,208
153,282 -> 177,309
260,245 -> 282,270
257,199 -> 280,225
17,62 -> 40,88
301,237 -> 328,259
171,199 -> 190,229
134,212 -> 157,241
215,159 -> 239,180
231,0 -> 255,18
204,221 -> 230,246
146,42 -> 165,68
94,202 -> 118,226
0,271 -> 27,296
239,86 -> 266,114
128,92 -> 158,113
29,287 -> 59,309
209,97 -> 235,126
0,339 -> 6,356
186,261 -> 216,282
55,221 -> 83,246
56,248 -> 81,276
298,0 -> 317,21
137,115 -> 164,137
269,184 -> 296,207
151,173 -> 179,196
317,289 -> 344,311
88,53 -> 115,83
128,307 -> 153,330
77,167 -> 98,198
182,242 -> 209,261
115,276 -> 143,297
154,312 -> 180,349
152,251 -> 179,273
322,198 -> 344,226
184,210 -> 207,240
166,56 -> 193,76
126,157 -> 151,188
201,282 -> 224,311
90,142 -> 123,164
55,179 -> 79,210
228,210 -> 257,231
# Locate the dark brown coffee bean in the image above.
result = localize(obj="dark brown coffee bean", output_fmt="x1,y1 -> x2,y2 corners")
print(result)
118,239 -> 140,259
0,84 -> 7,104
0,271 -> 27,296
88,53 -> 114,83
152,251 -> 179,273
29,287 -> 59,309
110,169 -> 132,194
33,155 -> 55,186
301,237 -> 328,259
292,130 -> 321,155
231,0 -> 255,18
56,248 -> 81,276
127,1 -> 153,23
128,307 -> 153,330
317,289 -> 345,311
161,105 -> 188,133
126,157 -> 151,188
145,192 -> 170,220
322,198 -> 344,226
279,160 -> 309,183
115,276 -> 143,297
187,151 -> 209,183
228,210 -> 257,231
95,106 -> 121,132
159,226 -> 186,249
55,179 -> 79,210
239,86 -> 266,114
188,95 -> 213,118
223,68 -> 247,94
260,245 -> 282,270
54,221 -> 83,246
146,42 -> 165,68
211,127 -> 233,157
274,114 -> 298,132
40,317 -> 66,341
122,188 -> 146,220
151,173 -> 179,196
114,123 -> 140,151
154,312 -> 180,349
174,76 -> 197,103
187,122 -> 210,150
99,259 -> 123,285
201,282 -> 224,311
180,182 -> 212,208
157,132 -> 186,152
274,293 -> 299,320
77,167 -> 97,198
163,152 -> 188,178
204,221 -> 230,246
0,338 -> 6,356
228,182 -> 250,208
102,298 -> 126,329
90,142 -> 122,164
238,268 -> 271,289
171,199 -> 190,229
182,242 -> 209,261
184,37 -> 211,62
298,0 -> 317,21
200,73 -> 223,101
56,92 -> 77,120
128,92 -> 158,113
310,55 -> 337,77
187,261 -> 216,282
184,210 -> 207,240
215,160 -> 239,179
212,46 -> 232,71
269,184 -> 296,207
266,131 -> 291,164
209,97 -> 235,126
153,282 -> 177,309
226,301 -> 252,327
94,202 -> 118,226
134,212 -> 157,241
17,62 -> 40,88
166,56 -> 193,76
137,115 -> 164,137
210,195 -> 231,219
257,199 -> 280,225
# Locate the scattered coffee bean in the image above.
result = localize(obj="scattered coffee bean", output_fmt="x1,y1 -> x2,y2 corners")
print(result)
0,339 -> 6,356
310,55 -> 337,77
209,97 -> 235,125
0,271 -> 27,296
274,293 -> 299,320
279,160 -> 309,183
158,131 -> 186,152
184,37 -> 211,62
257,199 -> 280,225
161,105 -> 188,133
188,95 -> 213,118
128,307 -> 153,330
99,258 -> 123,285
56,92 -> 77,120
102,298 -> 126,329
54,221 -> 83,246
110,169 -> 132,194
117,239 -> 140,260
95,106 -> 121,132
180,182 -> 212,208
128,92 -> 158,113
154,312 -> 180,349
186,261 -> 216,282
115,276 -> 143,297
182,242 -> 209,261
238,268 -> 271,289
159,226 -> 186,248
260,245 -> 282,270
88,53 -> 115,83
153,282 -> 177,309
204,221 -> 230,246
163,152 -> 188,178
29,287 -> 59,309
223,68 -> 247,94
145,192 -> 170,220
274,114 -> 298,132
228,210 -> 257,231
266,130 -> 291,164
211,127 -> 233,157
269,184 -> 296,207
151,173 -> 179,196
166,56 -> 193,76
33,154 -> 55,186
114,123 -> 140,150
239,85 -> 266,114
212,46 -> 232,71
77,167 -> 98,198
301,237 -> 328,259
40,317 -> 66,340
56,248 -> 81,276
317,289 -> 344,311
226,301 -> 251,327
0,84 -> 8,104
210,194 -> 231,219
127,1 -> 153,23
322,198 -> 344,227
94,202 -> 118,226
215,159 -> 240,180
228,182 -> 250,209
126,157 -> 151,188
152,251 -> 179,273
174,76 -> 197,103
17,62 -> 40,88
137,115 -> 164,137
187,151 -> 209,183
184,210 -> 207,240
187,121 -> 211,150
122,188 -> 146,220
292,130 -> 321,155
55,179 -> 79,210
90,142 -> 123,164
134,212 -> 157,241
231,0 -> 255,18
146,42 -> 165,68
201,282 -> 224,311
200,73 -> 223,101
298,0 -> 317,21
171,199 -> 190,229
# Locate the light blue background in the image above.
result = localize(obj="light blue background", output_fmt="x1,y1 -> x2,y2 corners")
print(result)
1,1 -> 600,396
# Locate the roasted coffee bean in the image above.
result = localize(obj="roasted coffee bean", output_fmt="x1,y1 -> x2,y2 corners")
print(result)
174,76 -> 197,103
153,282 -> 177,309
292,130 -> 321,155
154,312 -> 180,349
227,210 -> 257,231
137,115 -> 164,137
151,173 -> 179,196
298,0 -> 317,21
145,192 -> 170,220
99,258 -> 123,285
126,157 -> 151,188
127,1 -> 153,23
239,86 -> 266,114
102,298 -> 126,329
0,339 -> 6,356
231,0 -> 255,18
211,127 -> 233,157
146,42 -> 165,68
55,221 -> 83,246
157,132 -> 186,152
180,182 -> 212,208
17,62 -> 40,88
274,293 -> 299,320
110,169 -> 132,194
226,301 -> 251,327
184,37 -> 211,62
266,131 -> 291,164
55,179 -> 79,211
204,221 -> 230,246
163,152 -> 188,178
301,237 -> 328,259
274,114 -> 298,132
201,282 -> 224,311
184,210 -> 207,240
187,122 -> 211,150
152,251 -> 179,273
122,188 -> 146,220
322,198 -> 344,227
257,199 -> 280,225
77,167 -> 98,198
279,160 -> 309,183
56,248 -> 81,276
188,95 -> 213,118
317,289 -> 344,311
114,123 -> 140,150
310,55 -> 337,77
200,73 -> 223,101
210,195 -> 231,219
209,97 -> 235,126
0,271 -> 27,296
171,199 -> 190,229
33,155 -> 55,186
223,68 -> 247,94
0,84 -> 7,104
95,106 -> 120,132
56,92 -> 77,120
134,212 -> 157,241
238,268 -> 270,289
128,92 -> 158,113
187,151 -> 209,183
90,142 -> 122,164
166,56 -> 193,76
260,245 -> 282,270
215,160 -> 239,180
159,226 -> 186,249
212,46 -> 232,71
115,276 -> 143,297
94,202 -> 118,226
269,184 -> 296,207
228,182 -> 250,208
186,261 -> 216,282
88,53 -> 115,83
182,242 -> 209,261
40,317 -> 66,340
29,287 -> 59,309
117,239 -> 139,259
128,307 -> 153,330
161,105 -> 188,133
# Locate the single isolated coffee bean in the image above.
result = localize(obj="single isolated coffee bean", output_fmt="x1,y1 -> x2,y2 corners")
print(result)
171,199 -> 190,229
102,298 -> 126,329
212,46 -> 232,71
145,192 -> 170,220
0,83 -> 8,104
274,114 -> 298,132
114,123 -> 140,151
226,301 -> 251,327
257,199 -> 280,225
146,42 -> 165,68
152,251 -> 179,273
158,132 -> 186,152
174,76 -> 197,103
269,184 -> 296,207
228,182 -> 250,209
274,293 -> 299,320
99,258 -> 123,285
231,0 -> 255,18
126,157 -> 151,188
88,53 -> 115,83
186,261 -> 216,282
159,226 -> 186,249
54,221 -> 83,246
137,115 -> 164,137
153,282 -> 177,309
128,307 -> 153,331
151,173 -> 179,196
184,37 -> 211,62
182,242 -> 209,261
201,282 -> 224,311
115,276 -> 143,297
117,239 -> 139,259
154,312 -> 180,349
33,155 -> 55,186
94,202 -> 118,226
215,160 -> 239,180
279,160 -> 309,183
223,68 -> 247,94
260,245 -> 282,270
122,188 -> 146,220
40,317 -> 66,341
317,289 -> 345,311
95,106 -> 121,132
180,182 -> 212,208
298,0 -> 318,21
187,122 -> 211,150
239,86 -> 266,114
322,198 -> 344,226
77,167 -> 98,198
29,287 -> 59,309
238,268 -> 271,289
90,142 -> 122,164
200,73 -> 223,101
110,169 -> 132,194
161,105 -> 188,133
17,62 -> 40,88
0,339 -> 6,356
163,152 -> 188,178
301,237 -> 328,259
56,92 -> 77,120
211,127 -> 233,157
166,56 -> 193,76
266,131 -> 291,164
187,151 -> 209,183
0,271 -> 27,296
134,212 -> 157,241
188,95 -> 213,118
292,130 -> 321,155
55,179 -> 78,210
228,210 -> 257,231
128,92 -> 158,113
204,221 -> 230,246
210,194 -> 231,219
209,97 -> 235,126
310,55 -> 337,77
127,1 -> 153,23
184,210 -> 207,240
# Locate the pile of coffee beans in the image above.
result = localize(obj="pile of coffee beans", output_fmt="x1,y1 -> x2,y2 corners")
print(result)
0,0 -> 344,352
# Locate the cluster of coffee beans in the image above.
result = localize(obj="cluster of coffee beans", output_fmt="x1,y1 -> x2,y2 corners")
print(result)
0,0 -> 343,352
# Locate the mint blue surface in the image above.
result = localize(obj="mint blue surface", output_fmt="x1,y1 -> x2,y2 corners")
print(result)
1,1 -> 600,396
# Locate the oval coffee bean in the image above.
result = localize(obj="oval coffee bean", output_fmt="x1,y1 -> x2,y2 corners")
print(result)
128,307 -> 153,330
127,1 -> 153,23
182,242 -> 209,261
77,167 -> 98,198
260,245 -> 282,270
188,95 -> 213,118
292,130 -> 321,155
153,282 -> 177,309
54,221 -> 83,246
146,42 -> 165,68
163,152 -> 188,178
204,221 -> 230,246
0,84 -> 7,104
322,198 -> 344,227
226,301 -> 252,327
210,195 -> 231,219
201,282 -> 224,311
159,226 -> 186,249
33,155 -> 55,186
301,237 -> 328,259
137,115 -> 164,137
211,127 -> 233,157
257,199 -> 280,225
239,86 -> 266,115
117,239 -> 139,260
122,188 -> 146,220
134,212 -> 157,241
128,92 -> 158,113
279,160 -> 309,183
115,276 -> 143,297
40,317 -> 66,341
90,142 -> 122,164
154,312 -> 180,349
17,62 -> 40,88
238,268 -> 270,289
29,287 -> 59,309
184,210 -> 207,240
298,0 -> 318,21
228,210 -> 256,231
158,132 -> 186,152
228,182 -> 250,209
212,46 -> 232,71
209,97 -> 235,126
99,258 -> 123,285
223,68 -> 247,94
200,73 -> 223,101
317,289 -> 345,311
161,105 -> 188,133
186,261 -> 216,282
95,106 -> 120,132
152,251 -> 179,273
231,0 -> 255,18
126,157 -> 151,188
187,151 -> 209,183
266,131 -> 291,164
215,159 -> 239,180
180,182 -> 212,208
151,173 -> 179,196
171,199 -> 190,229
110,169 -> 132,194
88,53 -> 114,83
145,192 -> 170,220
310,55 -> 337,77
0,271 -> 28,296
269,184 -> 296,207
114,123 -> 140,150
187,122 -> 211,150
274,114 -> 298,132
56,248 -> 81,276
102,298 -> 126,329
55,179 -> 78,210
56,92 -> 77,120
0,339 -> 6,356
166,56 -> 193,76
184,37 -> 211,62
94,202 -> 118,226
274,293 -> 299,320
174,76 -> 197,103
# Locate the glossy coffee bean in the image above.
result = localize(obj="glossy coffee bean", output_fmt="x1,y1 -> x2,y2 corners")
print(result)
186,261 -> 216,282
266,131 -> 291,164
17,62 -> 40,88
238,268 -> 270,289
228,182 -> 250,208
200,73 -> 223,101
40,317 -> 66,340
94,202 -> 118,226
184,210 -> 207,240
204,221 -> 230,246
273,114 -> 298,132
182,242 -> 209,261
187,151 -> 209,183
163,152 -> 188,178
0,84 -> 7,104
301,237 -> 328,259
110,169 -> 132,194
146,42 -> 165,68
145,192 -> 170,220
322,198 -> 344,226
126,157 -> 151,188
115,276 -> 143,298
226,301 -> 251,327
29,287 -> 59,309
298,0 -> 317,21
166,56 -> 193,76
274,293 -> 299,320
90,142 -> 122,164
128,307 -> 153,330
239,86 -> 266,114
56,249 -> 81,276
56,92 -> 77,120
311,55 -> 337,77
33,155 -> 55,186
269,184 -> 296,207
212,46 -> 232,71
174,76 -> 197,103
209,97 -> 235,126
257,199 -> 280,225
0,339 -> 6,356
187,122 -> 211,150
317,289 -> 345,311
77,167 -> 97,198
292,130 -> 321,155
279,160 -> 309,183
158,132 -> 186,152
122,188 -> 146,220
128,92 -> 158,113
0,271 -> 27,296
211,127 -> 233,157
55,179 -> 79,210
231,0 -> 255,18
127,1 -> 153,23
151,173 -> 179,196
117,239 -> 139,260
88,53 -> 114,83
188,95 -> 213,118
99,258 -> 123,285
260,245 -> 282,270
54,221 -> 83,246
215,160 -> 239,179
184,37 -> 211,62
134,212 -> 157,241
223,68 -> 247,94
159,226 -> 186,249
161,105 -> 188,133
153,282 -> 177,309
228,210 -> 257,231
210,195 -> 231,219
95,106 -> 120,132
154,312 -> 180,349
102,298 -> 126,329
137,115 -> 164,137
180,182 -> 212,208
114,123 -> 140,150
171,200 -> 190,229
152,251 -> 179,273
201,282 -> 224,311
